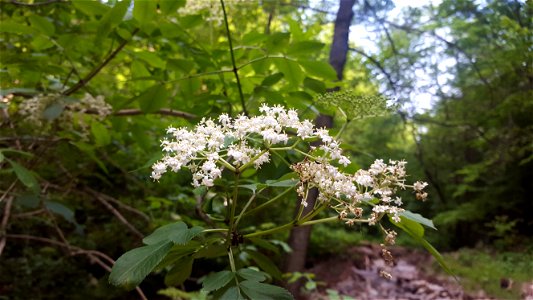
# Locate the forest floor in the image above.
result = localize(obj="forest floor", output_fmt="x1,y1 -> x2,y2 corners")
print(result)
301,243 -> 533,300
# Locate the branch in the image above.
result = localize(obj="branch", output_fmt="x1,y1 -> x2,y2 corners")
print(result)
108,108 -> 196,119
6,234 -> 147,300
7,0 -> 66,6
85,189 -> 144,240
0,196 -> 14,256
220,0 -> 247,115
349,47 -> 397,92
62,28 -> 140,96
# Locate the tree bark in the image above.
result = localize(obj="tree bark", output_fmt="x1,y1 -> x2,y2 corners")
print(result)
283,0 -> 356,297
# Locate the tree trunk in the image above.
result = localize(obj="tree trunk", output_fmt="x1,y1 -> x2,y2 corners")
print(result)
284,0 -> 356,297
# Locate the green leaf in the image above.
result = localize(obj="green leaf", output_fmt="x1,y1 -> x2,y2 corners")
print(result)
202,270 -> 235,292
220,286 -> 244,300
287,41 -> 325,57
0,152 -> 4,163
72,0 -> 109,16
400,211 -> 437,230
240,280 -> 294,300
159,0 -> 185,15
245,250 -> 282,280
109,241 -> 173,288
170,226 -> 204,245
45,201 -> 75,224
237,268 -> 267,282
97,0 -> 131,39
42,103 -> 64,120
28,15 -> 55,36
391,215 -> 455,277
303,77 -> 326,93
164,256 -> 194,286
193,244 -> 227,259
133,0 -> 157,28
136,85 -> 168,113
248,238 -> 279,254
135,52 -> 167,69
264,179 -> 298,188
143,222 -> 187,245
91,122 -> 111,147
31,36 -> 54,50
261,73 -> 284,86
274,59 -> 303,86
7,159 -> 39,194
0,21 -> 37,34
298,60 -> 337,81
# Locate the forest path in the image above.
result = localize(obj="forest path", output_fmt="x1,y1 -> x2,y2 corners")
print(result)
303,244 -> 494,300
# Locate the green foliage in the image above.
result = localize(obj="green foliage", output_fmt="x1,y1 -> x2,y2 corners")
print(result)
439,248 -> 533,299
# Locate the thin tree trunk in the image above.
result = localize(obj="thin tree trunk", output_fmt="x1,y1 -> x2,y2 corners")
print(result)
284,0 -> 356,297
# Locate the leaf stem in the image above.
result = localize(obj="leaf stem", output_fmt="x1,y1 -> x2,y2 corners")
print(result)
220,0 -> 247,116
243,186 -> 293,217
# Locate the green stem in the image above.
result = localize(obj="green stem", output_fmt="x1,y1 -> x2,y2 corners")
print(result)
335,119 -> 350,140
244,221 -> 296,238
299,216 -> 339,226
243,186 -> 293,217
202,228 -> 228,233
234,192 -> 258,228
220,0 -> 247,115
228,246 -> 237,273
218,158 -> 236,172
238,149 -> 268,171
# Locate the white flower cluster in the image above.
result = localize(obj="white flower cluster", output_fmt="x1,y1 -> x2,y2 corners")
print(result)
151,104 -> 349,186
293,158 -> 428,224
18,93 -> 111,128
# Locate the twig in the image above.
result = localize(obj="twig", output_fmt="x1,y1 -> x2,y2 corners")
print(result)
0,196 -> 14,256
63,28 -> 140,96
220,0 -> 247,116
110,108 -> 196,119
7,0 -> 65,7
349,47 -> 397,92
6,234 -> 148,300
90,189 -> 150,223
86,189 -> 144,240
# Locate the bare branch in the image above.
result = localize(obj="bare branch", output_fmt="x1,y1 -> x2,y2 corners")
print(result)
7,0 -> 66,7
349,47 -> 397,93
0,196 -> 15,256
62,28 -> 140,96
85,188 -> 144,240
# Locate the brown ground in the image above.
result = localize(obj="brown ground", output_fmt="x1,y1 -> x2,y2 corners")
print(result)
300,244 -> 494,300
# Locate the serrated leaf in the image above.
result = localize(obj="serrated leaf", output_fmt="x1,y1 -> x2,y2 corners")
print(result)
261,73 -> 284,86
287,41 -> 325,56
45,201 -> 75,224
143,222 -> 187,245
72,0 -> 109,16
133,0 -> 157,27
240,280 -> 294,300
164,256 -> 194,286
91,122 -> 111,147
298,60 -> 337,81
220,286 -> 244,300
264,179 -> 298,187
7,159 -> 39,194
136,85 -> 168,113
245,250 -> 282,280
160,0 -> 185,15
237,268 -> 267,282
42,103 -> 64,120
303,77 -> 326,93
193,244 -> 227,259
28,15 -> 55,36
97,0 -> 130,39
170,226 -> 204,245
135,52 -> 166,69
109,241 -> 173,288
274,59 -> 303,85
400,210 -> 437,230
202,270 -> 235,292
